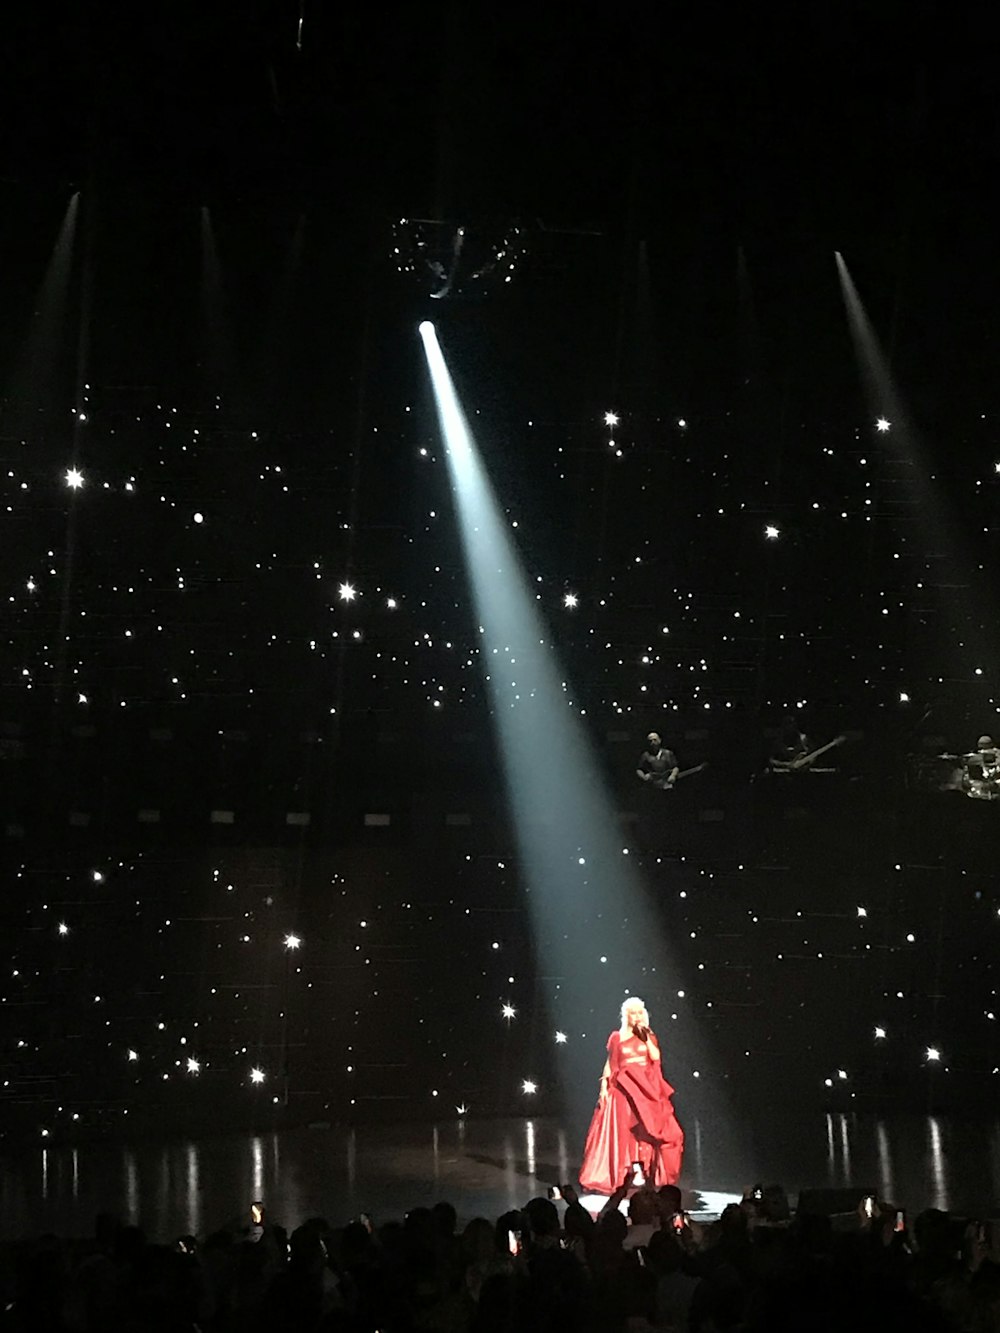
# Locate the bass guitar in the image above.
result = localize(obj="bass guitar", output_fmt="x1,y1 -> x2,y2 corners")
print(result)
637,762 -> 709,789
769,735 -> 846,772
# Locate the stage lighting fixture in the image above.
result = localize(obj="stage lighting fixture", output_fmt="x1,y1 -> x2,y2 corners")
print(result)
395,219 -> 529,299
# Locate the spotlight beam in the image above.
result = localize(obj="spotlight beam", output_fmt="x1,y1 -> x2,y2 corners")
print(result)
834,252 -> 978,658
419,322 -> 698,1118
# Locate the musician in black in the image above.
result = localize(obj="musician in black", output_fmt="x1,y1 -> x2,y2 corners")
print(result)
962,735 -> 1000,800
637,733 -> 680,789
771,715 -> 810,767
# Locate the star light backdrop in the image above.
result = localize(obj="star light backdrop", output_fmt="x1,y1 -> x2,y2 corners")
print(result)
3,3 -> 1000,1146
2,193 -> 1000,1145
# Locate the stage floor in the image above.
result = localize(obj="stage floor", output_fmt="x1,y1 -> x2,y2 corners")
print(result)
2,1108 -> 999,1241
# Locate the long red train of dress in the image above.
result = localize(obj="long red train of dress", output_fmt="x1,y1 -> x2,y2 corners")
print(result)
578,1030 -> 684,1193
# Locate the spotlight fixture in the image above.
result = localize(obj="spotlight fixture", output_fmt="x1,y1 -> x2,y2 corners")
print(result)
394,218 -> 530,299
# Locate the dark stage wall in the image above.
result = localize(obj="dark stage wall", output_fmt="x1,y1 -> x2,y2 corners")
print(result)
2,713 -> 996,1144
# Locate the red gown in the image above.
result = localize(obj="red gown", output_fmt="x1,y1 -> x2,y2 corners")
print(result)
578,1030 -> 684,1193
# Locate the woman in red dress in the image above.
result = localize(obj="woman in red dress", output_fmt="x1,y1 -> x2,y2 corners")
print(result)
579,997 -> 684,1193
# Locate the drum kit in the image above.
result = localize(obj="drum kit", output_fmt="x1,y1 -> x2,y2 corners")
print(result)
937,746 -> 1000,801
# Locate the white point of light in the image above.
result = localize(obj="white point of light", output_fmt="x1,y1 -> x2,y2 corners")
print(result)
338,582 -> 357,602
899,692 -> 909,702
502,1003 -> 516,1020
874,1027 -> 886,1039
563,593 -> 578,609
92,871 -> 104,883
764,525 -> 780,540
926,1047 -> 940,1063
193,512 -> 204,524
555,1031 -> 568,1044
65,468 -> 85,490
57,922 -> 69,936
284,933 -> 301,950
127,1049 -> 138,1062
876,417 -> 891,432
186,1057 -> 201,1074
522,1079 -> 537,1095
857,906 -> 867,918
604,411 -> 619,427
250,1067 -> 266,1084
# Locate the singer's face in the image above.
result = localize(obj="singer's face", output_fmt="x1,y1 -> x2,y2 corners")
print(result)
626,1004 -> 647,1028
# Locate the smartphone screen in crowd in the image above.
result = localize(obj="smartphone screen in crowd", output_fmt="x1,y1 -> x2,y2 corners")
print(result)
508,1229 -> 522,1257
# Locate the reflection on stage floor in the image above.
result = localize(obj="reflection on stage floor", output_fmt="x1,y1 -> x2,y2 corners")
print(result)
2,1109 -> 1000,1241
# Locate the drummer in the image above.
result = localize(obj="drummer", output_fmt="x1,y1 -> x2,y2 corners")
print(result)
963,735 -> 1000,799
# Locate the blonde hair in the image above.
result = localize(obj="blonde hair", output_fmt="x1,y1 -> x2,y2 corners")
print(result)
619,996 -> 648,1035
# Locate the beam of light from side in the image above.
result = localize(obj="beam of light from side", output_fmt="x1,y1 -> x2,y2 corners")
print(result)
834,252 -> 904,423
419,321 -> 704,1127
835,252 -> 931,482
52,193 -> 95,716
6,192 -> 80,431
834,252 -> 984,670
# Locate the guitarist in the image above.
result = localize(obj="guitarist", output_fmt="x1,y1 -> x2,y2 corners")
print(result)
768,716 -> 845,773
771,715 -> 810,768
637,733 -> 680,789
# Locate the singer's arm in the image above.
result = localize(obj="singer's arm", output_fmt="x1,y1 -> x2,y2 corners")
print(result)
600,1031 -> 622,1101
599,1056 -> 612,1102
645,1029 -> 661,1061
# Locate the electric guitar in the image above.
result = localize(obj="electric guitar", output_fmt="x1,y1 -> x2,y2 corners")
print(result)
769,735 -> 846,772
637,762 -> 709,788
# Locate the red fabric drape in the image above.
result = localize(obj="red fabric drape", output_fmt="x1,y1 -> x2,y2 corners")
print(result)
579,1031 -> 684,1194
